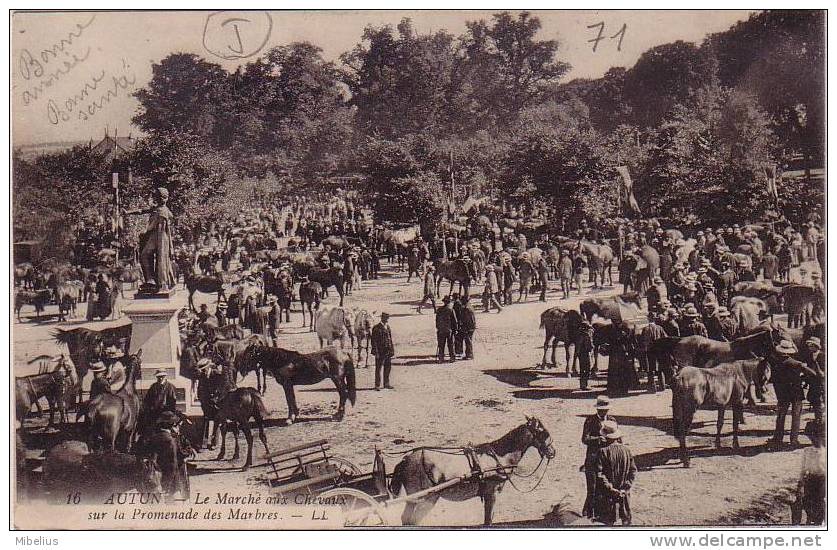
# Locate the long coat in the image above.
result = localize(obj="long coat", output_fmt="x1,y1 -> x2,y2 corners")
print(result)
594,442 -> 637,525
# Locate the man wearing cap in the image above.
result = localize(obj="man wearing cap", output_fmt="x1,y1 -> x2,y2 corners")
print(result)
371,312 -> 395,390
594,420 -> 637,526
142,368 -> 179,434
581,396 -> 613,516
435,296 -> 459,363
703,302 -> 727,342
766,340 -> 806,448
661,307 -> 681,337
640,312 -> 668,392
717,307 -> 736,341
417,264 -> 437,314
558,250 -> 573,299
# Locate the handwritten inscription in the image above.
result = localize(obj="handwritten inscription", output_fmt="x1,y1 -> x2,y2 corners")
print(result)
47,59 -> 136,125
202,11 -> 273,60
19,15 -> 96,106
587,22 -> 627,52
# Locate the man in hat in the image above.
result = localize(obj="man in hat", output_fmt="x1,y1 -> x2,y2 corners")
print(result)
89,361 -> 111,400
146,410 -> 192,499
537,256 -> 549,302
802,337 -> 825,422
435,296 -> 459,363
594,420 -> 637,526
483,265 -> 503,313
215,303 -> 227,328
457,295 -> 477,360
197,303 -> 212,325
142,368 -> 178,435
716,261 -> 737,307
581,396 -> 613,517
661,307 -> 681,337
577,320 -> 595,390
703,302 -> 727,342
371,312 -> 395,390
558,250 -> 573,299
646,276 -> 665,313
417,264 -> 437,314
102,345 -> 127,392
717,306 -> 736,341
267,295 -> 281,345
640,312 -> 668,392
680,304 -> 707,337
767,340 -> 806,448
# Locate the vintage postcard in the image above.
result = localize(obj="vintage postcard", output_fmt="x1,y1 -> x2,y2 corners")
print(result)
10,9 -> 826,531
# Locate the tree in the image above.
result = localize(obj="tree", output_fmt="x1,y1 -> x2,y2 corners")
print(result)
461,11 -> 570,125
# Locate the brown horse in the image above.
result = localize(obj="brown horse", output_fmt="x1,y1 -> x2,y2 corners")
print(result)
648,327 -> 775,370
671,360 -> 768,467
539,307 -> 583,371
579,293 -> 643,322
299,281 -> 322,330
434,258 -> 475,298
214,387 -> 271,471
15,355 -> 77,430
309,266 -> 345,306
237,345 -> 356,424
186,274 -> 227,311
578,240 -> 614,288
389,417 -> 556,526
86,351 -> 142,452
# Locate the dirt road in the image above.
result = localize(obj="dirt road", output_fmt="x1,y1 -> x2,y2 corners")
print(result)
13,262 -> 809,526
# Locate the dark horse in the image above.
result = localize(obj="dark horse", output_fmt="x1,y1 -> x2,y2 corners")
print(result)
539,307 -> 583,371
195,362 -> 236,449
214,387 -> 271,471
237,345 -> 356,424
86,351 -> 142,452
579,292 -> 643,322
647,327 -> 775,370
186,274 -> 227,311
54,324 -> 132,406
389,416 -> 556,526
671,360 -> 768,467
434,258 -> 475,298
309,266 -> 345,306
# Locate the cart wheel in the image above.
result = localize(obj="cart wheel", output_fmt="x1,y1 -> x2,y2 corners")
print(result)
319,488 -> 387,527
329,457 -> 362,478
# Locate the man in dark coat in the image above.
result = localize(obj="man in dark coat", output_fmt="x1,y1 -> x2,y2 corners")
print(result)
451,293 -> 465,356
577,321 -> 595,390
435,296 -> 459,362
640,312 -> 668,392
370,312 -> 395,390
141,369 -> 178,435
767,340 -> 806,448
458,295 -> 477,360
581,396 -> 613,517
594,420 -> 637,525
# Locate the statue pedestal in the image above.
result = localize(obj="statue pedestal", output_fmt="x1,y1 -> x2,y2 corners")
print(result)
122,294 -> 196,414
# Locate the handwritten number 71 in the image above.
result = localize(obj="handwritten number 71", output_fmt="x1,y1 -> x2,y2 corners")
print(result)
587,22 -> 627,52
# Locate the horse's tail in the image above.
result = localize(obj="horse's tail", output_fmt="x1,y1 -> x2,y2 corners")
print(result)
344,356 -> 357,407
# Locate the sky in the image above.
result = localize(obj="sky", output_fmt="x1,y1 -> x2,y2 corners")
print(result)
11,9 -> 755,146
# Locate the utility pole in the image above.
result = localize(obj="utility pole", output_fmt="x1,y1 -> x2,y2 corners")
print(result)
112,171 -> 120,263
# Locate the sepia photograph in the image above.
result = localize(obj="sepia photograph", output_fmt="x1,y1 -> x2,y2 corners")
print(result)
9,8 -> 827,531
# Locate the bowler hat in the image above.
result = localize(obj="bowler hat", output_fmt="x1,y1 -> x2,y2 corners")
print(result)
601,420 -> 623,440
90,362 -> 107,374
154,368 -> 168,378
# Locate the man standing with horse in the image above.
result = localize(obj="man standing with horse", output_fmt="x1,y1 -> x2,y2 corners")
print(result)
141,369 -> 178,436
766,340 -> 806,449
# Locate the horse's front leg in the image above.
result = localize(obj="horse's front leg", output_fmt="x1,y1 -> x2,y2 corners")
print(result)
715,408 -> 725,449
241,424 -> 254,470
333,378 -> 347,421
282,384 -> 298,424
231,424 -> 241,461
483,487 -> 497,526
215,422 -> 227,461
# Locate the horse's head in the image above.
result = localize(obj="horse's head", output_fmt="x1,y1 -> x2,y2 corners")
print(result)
235,344 -> 260,376
524,416 -> 555,460
136,456 -> 163,494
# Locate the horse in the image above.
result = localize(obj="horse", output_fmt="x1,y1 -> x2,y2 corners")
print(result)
43,440 -> 162,502
14,262 -> 35,289
578,241 -> 614,288
211,323 -> 247,340
214,387 -> 271,471
210,334 -> 273,394
14,288 -> 51,322
237,345 -> 356,423
647,327 -> 775,370
781,284 -> 817,328
729,296 -> 770,337
315,305 -> 355,348
195,362 -> 236,449
539,307 -> 583,371
141,426 -> 194,499
55,281 -> 84,321
671,360 -> 769,467
86,351 -> 142,452
186,274 -> 227,311
15,355 -> 77,430
309,266 -> 345,306
579,293 -> 643,323
352,309 -> 379,368
434,258 -> 475,298
389,416 -> 556,526
299,280 -> 322,330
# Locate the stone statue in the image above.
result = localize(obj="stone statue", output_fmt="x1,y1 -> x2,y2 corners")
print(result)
123,187 -> 176,291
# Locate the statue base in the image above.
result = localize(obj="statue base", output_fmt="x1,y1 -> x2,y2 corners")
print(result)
135,285 -> 177,300
122,294 -> 197,414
